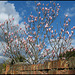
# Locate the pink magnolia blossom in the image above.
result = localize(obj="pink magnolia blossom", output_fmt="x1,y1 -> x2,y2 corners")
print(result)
49,58 -> 52,61
40,7 -> 41,9
42,3 -> 44,6
52,9 -> 54,12
3,53 -> 5,56
9,32 -> 11,36
37,45 -> 40,47
44,53 -> 47,57
45,49 -> 49,52
52,50 -> 54,53
45,24 -> 49,28
25,48 -> 28,52
73,48 -> 75,51
64,51 -> 66,54
71,31 -> 74,34
30,15 -> 33,18
11,26 -> 13,30
71,28 -> 73,30
49,16 -> 52,20
11,32 -> 13,35
28,25 -> 30,28
31,20 -> 34,23
68,18 -> 71,22
38,12 -> 41,14
17,24 -> 19,26
57,3 -> 59,6
73,26 -> 75,29
2,23 -> 4,26
28,35 -> 33,39
2,27 -> 4,29
66,21 -> 68,24
24,22 -> 26,24
31,53 -> 33,56
66,31 -> 69,34
39,47 -> 42,51
17,30 -> 18,33
35,19 -> 37,21
51,34 -> 54,37
5,36 -> 7,39
15,39 -> 18,43
37,2 -> 41,6
53,53 -> 55,57
39,17 -> 41,19
43,42 -> 45,45
51,30 -> 53,33
4,30 -> 7,34
44,35 -> 46,38
65,14 -> 68,17
45,7 -> 47,10
0,24 -> 1,27
28,50 -> 31,54
12,17 -> 14,20
41,18 -> 43,21
20,27 -> 22,30
33,31 -> 36,35
59,6 -> 61,8
42,7 -> 44,11
23,38 -> 25,42
53,2 -> 55,6
66,24 -> 68,26
64,23 -> 65,27
21,46 -> 23,48
14,50 -> 16,53
47,29 -> 48,31
28,20 -> 31,23
57,37 -> 59,39
61,28 -> 64,32
69,35 -> 71,38
14,36 -> 17,38
9,19 -> 11,22
11,38 -> 13,41
49,28 -> 51,32
5,50 -> 7,53
57,14 -> 58,16
39,25 -> 40,28
62,57 -> 66,60
68,49 -> 70,52
71,49 -> 73,52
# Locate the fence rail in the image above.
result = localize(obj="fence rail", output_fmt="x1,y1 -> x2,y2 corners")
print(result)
4,57 -> 75,74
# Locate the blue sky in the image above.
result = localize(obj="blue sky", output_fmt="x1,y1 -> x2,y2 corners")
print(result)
8,1 -> 75,25
0,1 -> 75,63
7,1 -> 75,35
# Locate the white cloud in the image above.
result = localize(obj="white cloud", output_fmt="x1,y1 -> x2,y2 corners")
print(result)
26,1 -> 30,7
0,1 -> 21,25
71,39 -> 75,48
0,56 -> 8,63
0,1 -> 24,63
71,7 -> 75,11
33,6 -> 36,10
21,10 -> 26,16
0,41 -> 8,63
64,5 -> 75,17
64,12 -> 75,17
26,1 -> 36,12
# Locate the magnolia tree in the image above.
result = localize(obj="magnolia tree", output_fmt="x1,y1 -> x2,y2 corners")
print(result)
0,1 -> 75,64
0,16 -> 26,63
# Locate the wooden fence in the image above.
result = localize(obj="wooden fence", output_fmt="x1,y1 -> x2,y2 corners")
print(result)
4,57 -> 75,74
